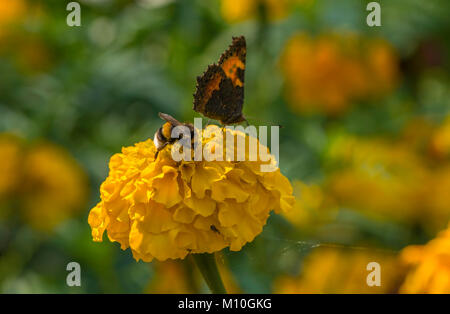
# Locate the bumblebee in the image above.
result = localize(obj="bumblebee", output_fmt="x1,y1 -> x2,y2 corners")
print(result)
154,112 -> 194,158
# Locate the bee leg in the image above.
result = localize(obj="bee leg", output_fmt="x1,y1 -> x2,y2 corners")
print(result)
154,142 -> 169,159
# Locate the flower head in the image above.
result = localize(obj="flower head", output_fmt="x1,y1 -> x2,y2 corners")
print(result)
281,33 -> 399,115
324,135 -> 430,224
0,134 -> 88,231
220,0 -> 309,23
89,125 -> 294,262
0,134 -> 22,199
274,247 -> 403,293
0,0 -> 26,27
282,181 -> 338,228
430,116 -> 450,159
20,143 -> 88,231
400,227 -> 450,293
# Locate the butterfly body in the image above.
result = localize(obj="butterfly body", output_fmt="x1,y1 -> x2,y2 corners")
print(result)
193,36 -> 247,125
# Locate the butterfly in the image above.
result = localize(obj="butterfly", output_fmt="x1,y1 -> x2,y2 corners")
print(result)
193,36 -> 247,125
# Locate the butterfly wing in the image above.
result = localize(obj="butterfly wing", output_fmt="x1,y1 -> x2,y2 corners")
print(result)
193,36 -> 246,124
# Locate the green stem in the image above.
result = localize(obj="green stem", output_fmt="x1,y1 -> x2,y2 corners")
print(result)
192,253 -> 227,294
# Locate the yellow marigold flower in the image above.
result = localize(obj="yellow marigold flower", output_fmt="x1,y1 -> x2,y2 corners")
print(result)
400,227 -> 450,293
0,135 -> 88,231
0,134 -> 22,200
425,168 -> 450,230
20,143 -> 88,231
325,135 -> 433,224
0,0 -> 26,25
297,133 -> 450,232
429,116 -> 450,159
274,247 -> 404,293
220,0 -> 310,23
0,0 -> 49,73
89,125 -> 294,262
280,33 -> 399,115
282,181 -> 337,228
0,0 -> 27,43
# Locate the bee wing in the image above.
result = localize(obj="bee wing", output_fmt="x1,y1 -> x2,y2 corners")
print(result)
158,112 -> 183,126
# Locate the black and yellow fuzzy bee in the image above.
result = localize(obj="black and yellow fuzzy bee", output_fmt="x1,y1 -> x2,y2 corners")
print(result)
154,112 -> 194,158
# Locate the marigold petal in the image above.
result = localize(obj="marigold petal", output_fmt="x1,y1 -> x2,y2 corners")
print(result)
151,166 -> 182,207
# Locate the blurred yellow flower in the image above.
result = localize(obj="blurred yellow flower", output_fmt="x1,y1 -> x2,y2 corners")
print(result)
220,0 -> 310,23
325,135 -> 433,225
89,125 -> 294,262
400,227 -> 450,293
429,116 -> 450,159
282,181 -> 337,228
0,134 -> 22,199
0,0 -> 26,26
0,0 -> 28,43
423,167 -> 450,232
281,33 -> 399,115
0,0 -> 50,74
319,132 -> 450,232
0,134 -> 88,231
20,143 -> 88,231
274,247 -> 404,293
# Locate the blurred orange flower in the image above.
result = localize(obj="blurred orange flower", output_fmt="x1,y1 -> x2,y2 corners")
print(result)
400,226 -> 450,293
0,0 -> 26,27
282,181 -> 338,229
325,135 -> 430,223
429,116 -> 450,159
274,247 -> 404,293
20,143 -> 88,231
281,33 -> 399,115
0,134 -> 22,200
0,0 -> 51,74
0,134 -> 88,231
315,132 -> 450,232
220,0 -> 311,23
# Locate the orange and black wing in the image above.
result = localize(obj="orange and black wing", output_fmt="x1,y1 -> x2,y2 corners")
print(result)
193,36 -> 246,125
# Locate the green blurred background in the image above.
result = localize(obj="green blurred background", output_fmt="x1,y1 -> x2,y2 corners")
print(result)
0,0 -> 449,293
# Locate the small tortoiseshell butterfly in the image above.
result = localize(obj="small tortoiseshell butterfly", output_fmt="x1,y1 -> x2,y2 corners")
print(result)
193,36 -> 247,125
